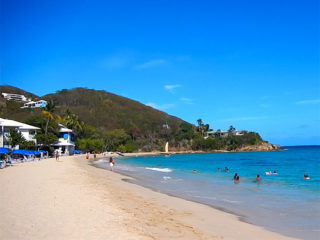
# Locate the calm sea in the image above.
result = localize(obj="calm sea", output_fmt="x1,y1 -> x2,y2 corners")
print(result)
94,146 -> 320,240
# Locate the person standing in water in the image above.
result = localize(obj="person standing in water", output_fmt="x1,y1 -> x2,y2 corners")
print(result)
109,157 -> 115,171
256,174 -> 261,181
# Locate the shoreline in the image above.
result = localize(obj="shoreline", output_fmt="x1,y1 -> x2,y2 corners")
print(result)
0,155 -> 300,240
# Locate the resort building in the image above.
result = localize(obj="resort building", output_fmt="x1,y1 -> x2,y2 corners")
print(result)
0,118 -> 39,148
21,100 -> 47,109
52,124 -> 75,155
1,93 -> 31,102
206,130 -> 245,138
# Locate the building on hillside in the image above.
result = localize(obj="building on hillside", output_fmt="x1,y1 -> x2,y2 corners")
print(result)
1,93 -> 31,102
206,130 -> 245,138
0,118 -> 39,148
21,100 -> 47,109
52,124 -> 75,155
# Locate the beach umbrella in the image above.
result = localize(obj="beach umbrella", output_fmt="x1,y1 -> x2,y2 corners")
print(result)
0,147 -> 10,154
11,149 -> 25,155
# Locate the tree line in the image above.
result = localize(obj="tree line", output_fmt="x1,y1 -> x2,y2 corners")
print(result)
11,100 -> 264,154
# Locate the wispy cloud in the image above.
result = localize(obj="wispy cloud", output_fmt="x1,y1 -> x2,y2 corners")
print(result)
219,116 -> 267,122
296,99 -> 320,105
135,59 -> 168,69
164,84 -> 181,93
180,97 -> 194,104
145,102 -> 175,111
100,54 -> 133,69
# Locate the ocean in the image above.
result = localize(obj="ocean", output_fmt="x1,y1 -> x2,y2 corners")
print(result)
94,146 -> 320,240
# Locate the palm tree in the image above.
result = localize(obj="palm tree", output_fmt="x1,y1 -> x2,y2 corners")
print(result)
62,108 -> 83,134
42,100 -> 61,135
196,119 -> 205,136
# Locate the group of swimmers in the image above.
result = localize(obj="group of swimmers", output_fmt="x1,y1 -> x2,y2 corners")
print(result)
214,167 -> 310,183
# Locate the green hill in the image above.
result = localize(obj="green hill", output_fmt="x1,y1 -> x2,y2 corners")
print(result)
42,88 -> 187,138
0,86 -> 189,140
0,85 -> 271,153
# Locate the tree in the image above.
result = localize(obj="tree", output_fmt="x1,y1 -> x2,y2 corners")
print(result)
228,125 -> 236,136
42,100 -> 61,135
8,129 -> 25,148
35,133 -> 58,146
62,108 -> 84,134
103,129 -> 130,151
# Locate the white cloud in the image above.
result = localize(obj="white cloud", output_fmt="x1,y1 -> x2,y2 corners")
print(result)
296,99 -> 320,105
100,54 -> 133,69
145,102 -> 175,111
164,84 -> 181,93
180,97 -> 194,104
135,59 -> 168,69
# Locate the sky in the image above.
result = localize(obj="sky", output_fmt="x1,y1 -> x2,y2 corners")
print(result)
1,0 -> 319,146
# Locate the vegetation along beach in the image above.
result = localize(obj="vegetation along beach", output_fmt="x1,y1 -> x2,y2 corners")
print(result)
1,0 -> 319,239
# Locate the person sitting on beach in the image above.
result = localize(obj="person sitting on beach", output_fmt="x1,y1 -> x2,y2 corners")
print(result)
225,167 -> 229,172
304,174 -> 310,180
109,157 -> 115,171
256,174 -> 261,181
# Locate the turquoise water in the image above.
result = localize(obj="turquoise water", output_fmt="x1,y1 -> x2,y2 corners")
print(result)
95,146 -> 320,240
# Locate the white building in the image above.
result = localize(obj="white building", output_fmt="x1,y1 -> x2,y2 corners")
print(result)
1,93 -> 31,102
21,100 -> 47,109
52,124 -> 75,155
206,130 -> 245,138
0,118 -> 39,148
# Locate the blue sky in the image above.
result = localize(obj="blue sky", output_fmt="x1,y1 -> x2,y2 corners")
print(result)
1,0 -> 319,145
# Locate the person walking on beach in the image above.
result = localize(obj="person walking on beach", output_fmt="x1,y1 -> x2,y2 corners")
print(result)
55,151 -> 59,161
109,157 -> 115,171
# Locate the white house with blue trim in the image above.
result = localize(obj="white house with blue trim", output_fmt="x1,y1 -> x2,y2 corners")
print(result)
21,100 -> 47,109
52,124 -> 75,155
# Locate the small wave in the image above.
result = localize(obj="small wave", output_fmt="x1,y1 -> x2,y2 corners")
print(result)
162,176 -> 171,180
145,167 -> 172,173
193,195 -> 217,200
222,199 -> 241,204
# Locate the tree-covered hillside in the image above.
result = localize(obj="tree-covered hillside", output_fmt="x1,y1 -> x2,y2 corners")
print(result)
0,85 -> 271,153
43,88 -> 187,139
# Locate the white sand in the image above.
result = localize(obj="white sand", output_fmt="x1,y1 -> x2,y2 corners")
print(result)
0,155 -> 300,240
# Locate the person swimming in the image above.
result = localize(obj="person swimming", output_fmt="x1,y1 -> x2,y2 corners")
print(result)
193,169 -> 197,174
225,167 -> 229,172
273,170 -> 278,175
217,168 -> 221,172
234,175 -> 240,184
256,174 -> 261,181
265,171 -> 272,175
304,174 -> 310,180
233,173 -> 238,181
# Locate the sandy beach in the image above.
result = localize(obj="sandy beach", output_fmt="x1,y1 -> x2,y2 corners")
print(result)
0,154 -> 300,240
